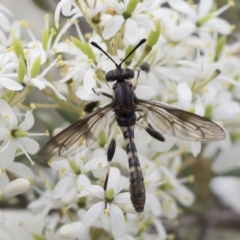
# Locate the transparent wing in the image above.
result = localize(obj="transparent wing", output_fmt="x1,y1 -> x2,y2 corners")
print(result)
38,103 -> 113,163
138,100 -> 226,142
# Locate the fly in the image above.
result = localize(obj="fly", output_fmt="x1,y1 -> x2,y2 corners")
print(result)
38,39 -> 226,213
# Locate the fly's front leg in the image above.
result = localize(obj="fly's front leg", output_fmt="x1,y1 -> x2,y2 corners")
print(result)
134,62 -> 150,89
92,87 -> 113,99
104,129 -> 117,209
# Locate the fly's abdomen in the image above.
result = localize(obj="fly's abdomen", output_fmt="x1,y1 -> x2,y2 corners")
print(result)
121,126 -> 146,213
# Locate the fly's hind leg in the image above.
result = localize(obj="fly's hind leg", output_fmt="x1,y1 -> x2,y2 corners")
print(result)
104,129 -> 117,209
92,87 -> 113,99
137,122 -> 165,142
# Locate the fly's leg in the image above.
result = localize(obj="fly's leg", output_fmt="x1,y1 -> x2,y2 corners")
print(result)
104,130 -> 117,209
134,62 -> 150,89
92,87 -> 113,99
137,122 -> 165,142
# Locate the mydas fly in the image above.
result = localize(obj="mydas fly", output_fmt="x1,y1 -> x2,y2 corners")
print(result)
38,39 -> 226,213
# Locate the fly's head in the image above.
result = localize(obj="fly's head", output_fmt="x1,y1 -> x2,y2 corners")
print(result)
105,68 -> 134,82
91,39 -> 146,82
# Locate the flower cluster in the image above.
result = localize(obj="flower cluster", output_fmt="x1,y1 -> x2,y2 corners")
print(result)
0,0 -> 240,239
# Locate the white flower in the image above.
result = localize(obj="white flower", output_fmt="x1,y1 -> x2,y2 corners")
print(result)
0,53 -> 23,91
23,53 -> 66,101
210,176 -> 240,213
102,0 -> 156,44
83,167 -> 130,238
54,0 -> 79,29
168,0 -> 233,35
0,100 -> 41,167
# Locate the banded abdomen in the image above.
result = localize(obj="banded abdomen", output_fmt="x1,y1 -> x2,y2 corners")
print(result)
120,125 -> 145,213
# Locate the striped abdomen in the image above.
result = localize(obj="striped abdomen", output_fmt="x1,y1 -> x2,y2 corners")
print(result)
121,125 -> 145,213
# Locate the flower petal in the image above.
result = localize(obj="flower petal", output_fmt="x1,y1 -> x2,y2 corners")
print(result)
103,15 -> 124,40
87,185 -> 104,199
7,162 -> 34,180
18,137 -> 39,154
60,221 -> 87,239
177,82 -> 192,109
115,192 -> 131,204
167,21 -> 196,41
18,111 -> 34,130
109,204 -> 125,238
0,140 -> 17,168
3,178 -> 30,198
135,85 -> 155,100
124,18 -> 139,45
197,0 -> 213,19
148,194 -> 161,216
0,99 -> 18,126
0,77 -> 23,91
52,176 -> 74,199
204,17 -> 231,35
210,177 -> 240,213
0,127 -> 9,140
83,201 -> 104,227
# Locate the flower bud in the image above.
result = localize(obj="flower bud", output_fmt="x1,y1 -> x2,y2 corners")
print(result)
31,56 -> 41,78
146,20 -> 161,52
123,0 -> 140,19
18,56 -> 26,83
12,37 -> 25,59
71,37 -> 96,62
42,29 -> 49,51
215,36 -> 226,60
3,178 -> 30,198
124,45 -> 136,66
60,222 -> 87,239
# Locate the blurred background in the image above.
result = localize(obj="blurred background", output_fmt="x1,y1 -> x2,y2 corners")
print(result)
1,0 -> 240,240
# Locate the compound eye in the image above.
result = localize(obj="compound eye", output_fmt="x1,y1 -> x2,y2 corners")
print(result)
106,70 -> 117,82
123,68 -> 134,79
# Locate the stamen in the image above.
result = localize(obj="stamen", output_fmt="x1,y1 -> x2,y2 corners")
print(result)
0,140 -> 11,154
19,143 -> 35,165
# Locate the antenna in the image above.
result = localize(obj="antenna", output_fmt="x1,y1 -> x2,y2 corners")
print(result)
119,39 -> 146,68
91,38 -> 146,69
90,42 -> 119,69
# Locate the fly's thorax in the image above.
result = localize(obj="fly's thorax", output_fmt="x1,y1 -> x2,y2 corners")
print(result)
106,68 -> 134,82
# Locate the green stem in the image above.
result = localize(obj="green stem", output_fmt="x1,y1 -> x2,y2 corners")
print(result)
10,86 -> 33,107
31,103 -> 59,109
43,90 -> 79,113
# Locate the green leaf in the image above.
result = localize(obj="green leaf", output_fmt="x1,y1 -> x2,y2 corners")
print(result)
57,109 -> 79,124
18,56 -> 26,83
31,56 -> 41,78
